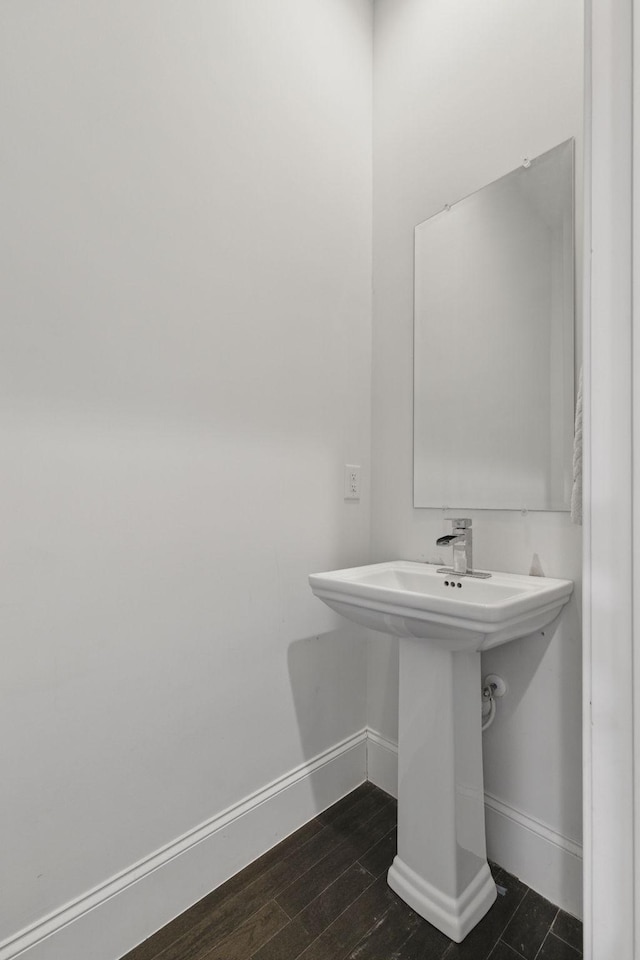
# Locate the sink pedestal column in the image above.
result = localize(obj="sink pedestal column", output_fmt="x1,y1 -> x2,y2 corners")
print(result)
387,637 -> 497,942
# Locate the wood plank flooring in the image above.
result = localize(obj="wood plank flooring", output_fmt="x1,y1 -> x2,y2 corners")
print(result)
120,783 -> 583,960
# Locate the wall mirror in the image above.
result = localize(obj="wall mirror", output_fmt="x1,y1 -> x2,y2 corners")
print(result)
413,139 -> 575,511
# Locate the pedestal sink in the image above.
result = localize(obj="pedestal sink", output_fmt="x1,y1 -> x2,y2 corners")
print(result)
309,561 -> 573,942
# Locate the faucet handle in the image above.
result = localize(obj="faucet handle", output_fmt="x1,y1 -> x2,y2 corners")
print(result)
448,518 -> 471,530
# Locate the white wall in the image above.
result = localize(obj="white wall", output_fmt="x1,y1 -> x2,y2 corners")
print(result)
0,1 -> 372,954
371,0 -> 584,914
0,1 -> 588,951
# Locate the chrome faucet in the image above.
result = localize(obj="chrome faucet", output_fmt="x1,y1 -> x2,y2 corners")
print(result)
436,519 -> 491,578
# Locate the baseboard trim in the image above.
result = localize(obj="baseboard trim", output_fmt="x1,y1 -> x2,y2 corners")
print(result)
3,727 -> 583,959
366,728 -> 399,798
483,792 -> 583,861
0,730 -> 367,960
484,791 -> 583,919
365,728 -> 582,918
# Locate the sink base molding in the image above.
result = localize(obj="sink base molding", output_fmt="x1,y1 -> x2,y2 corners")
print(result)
388,855 -> 497,943
390,638 -> 496,942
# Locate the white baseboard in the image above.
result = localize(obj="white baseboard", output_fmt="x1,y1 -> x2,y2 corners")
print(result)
3,728 -> 582,960
0,731 -> 367,960
366,728 -> 399,798
365,729 -> 583,919
484,792 -> 583,920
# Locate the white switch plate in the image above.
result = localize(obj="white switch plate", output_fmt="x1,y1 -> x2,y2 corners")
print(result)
344,464 -> 361,500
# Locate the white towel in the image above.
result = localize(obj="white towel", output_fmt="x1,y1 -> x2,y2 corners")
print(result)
571,367 -> 583,525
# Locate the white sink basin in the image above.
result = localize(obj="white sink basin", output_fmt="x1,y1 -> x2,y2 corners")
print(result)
309,560 -> 573,651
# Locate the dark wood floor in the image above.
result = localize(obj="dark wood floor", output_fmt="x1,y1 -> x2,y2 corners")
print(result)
121,782 -> 583,960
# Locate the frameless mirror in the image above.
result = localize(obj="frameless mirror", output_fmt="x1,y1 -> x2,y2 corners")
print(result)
413,140 -> 575,511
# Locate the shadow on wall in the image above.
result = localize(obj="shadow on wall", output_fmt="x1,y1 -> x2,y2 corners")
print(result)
481,589 -> 582,840
286,625 -> 367,810
365,631 -> 400,746
484,626 -> 555,714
